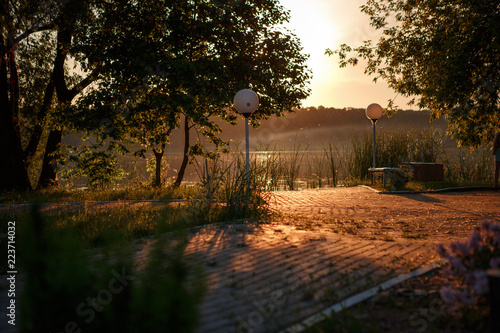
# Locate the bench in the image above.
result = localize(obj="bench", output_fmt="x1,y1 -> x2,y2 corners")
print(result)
399,162 -> 443,182
368,167 -> 403,188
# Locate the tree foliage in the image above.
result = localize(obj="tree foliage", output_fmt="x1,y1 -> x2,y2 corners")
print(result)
329,0 -> 500,147
0,0 -> 310,191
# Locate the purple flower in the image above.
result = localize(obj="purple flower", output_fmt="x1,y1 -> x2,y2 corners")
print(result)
449,257 -> 467,274
491,257 -> 500,268
494,233 -> 500,247
488,221 -> 500,233
464,272 -> 474,284
436,223 -> 500,309
471,271 -> 489,295
459,291 -> 477,306
437,243 -> 448,258
467,228 -> 481,252
440,287 -> 458,303
455,242 -> 470,256
481,220 -> 491,232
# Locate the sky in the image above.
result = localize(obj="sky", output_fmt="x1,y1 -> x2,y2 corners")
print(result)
279,0 -> 413,109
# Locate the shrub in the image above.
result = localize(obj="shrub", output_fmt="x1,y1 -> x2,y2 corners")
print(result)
62,145 -> 127,189
189,153 -> 270,224
437,221 -> 500,312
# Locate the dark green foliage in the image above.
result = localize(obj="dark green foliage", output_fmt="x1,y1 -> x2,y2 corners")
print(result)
0,185 -> 195,204
329,0 -> 500,147
131,240 -> 205,333
1,0 -> 311,192
63,144 -> 128,189
18,205 -> 205,332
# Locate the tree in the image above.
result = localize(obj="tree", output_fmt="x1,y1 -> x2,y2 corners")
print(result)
0,1 -> 42,191
1,0 -> 310,192
329,0 -> 500,147
1,0 -> 98,191
72,0 -> 311,187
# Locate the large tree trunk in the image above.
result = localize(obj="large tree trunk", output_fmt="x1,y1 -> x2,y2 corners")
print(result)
174,116 -> 190,187
24,79 -> 55,168
152,143 -> 166,188
0,40 -> 31,191
36,28 -> 72,189
36,129 -> 62,189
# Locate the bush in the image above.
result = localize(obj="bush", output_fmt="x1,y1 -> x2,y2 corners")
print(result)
437,221 -> 500,312
189,153 -> 271,224
62,145 -> 127,189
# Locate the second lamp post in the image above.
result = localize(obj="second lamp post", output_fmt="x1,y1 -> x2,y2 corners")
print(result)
365,103 -> 384,168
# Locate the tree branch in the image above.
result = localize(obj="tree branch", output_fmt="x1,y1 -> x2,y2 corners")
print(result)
68,68 -> 99,99
9,24 -> 56,51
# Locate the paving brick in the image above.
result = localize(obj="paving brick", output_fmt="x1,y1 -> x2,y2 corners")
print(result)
1,187 -> 498,333
188,188 -> 500,332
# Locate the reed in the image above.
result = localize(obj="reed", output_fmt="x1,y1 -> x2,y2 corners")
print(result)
441,145 -> 493,182
191,152 -> 271,224
252,143 -> 286,191
323,138 -> 341,187
4,128 -> 493,202
282,139 -> 308,190
345,127 -> 444,181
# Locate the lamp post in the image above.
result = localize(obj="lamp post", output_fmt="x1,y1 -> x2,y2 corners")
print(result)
233,89 -> 259,191
365,103 -> 384,168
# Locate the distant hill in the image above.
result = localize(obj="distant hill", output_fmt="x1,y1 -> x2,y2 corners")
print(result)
61,107 -> 451,184
63,107 -> 448,152
189,107 -> 449,150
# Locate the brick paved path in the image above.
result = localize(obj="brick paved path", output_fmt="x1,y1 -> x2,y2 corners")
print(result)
269,187 -> 500,242
135,187 -> 500,332
179,224 -> 438,333
2,187 -> 498,333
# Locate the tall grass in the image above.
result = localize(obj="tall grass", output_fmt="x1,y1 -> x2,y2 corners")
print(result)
441,145 -> 493,183
190,152 -> 271,224
4,128 -> 494,202
282,141 -> 307,190
323,138 -> 342,187
0,185 -> 199,205
252,146 -> 285,191
246,127 -> 492,188
347,128 -> 444,180
195,127 -> 476,190
18,205 -> 205,332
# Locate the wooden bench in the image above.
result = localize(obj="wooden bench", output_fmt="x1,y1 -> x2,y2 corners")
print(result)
368,167 -> 403,188
399,162 -> 444,182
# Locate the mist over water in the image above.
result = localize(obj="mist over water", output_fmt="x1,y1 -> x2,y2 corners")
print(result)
64,108 -> 456,187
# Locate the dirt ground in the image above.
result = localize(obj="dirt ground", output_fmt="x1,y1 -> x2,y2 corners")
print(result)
307,270 -> 491,333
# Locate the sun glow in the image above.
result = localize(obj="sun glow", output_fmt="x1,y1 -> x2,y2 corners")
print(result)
279,0 -> 413,109
280,0 -> 341,106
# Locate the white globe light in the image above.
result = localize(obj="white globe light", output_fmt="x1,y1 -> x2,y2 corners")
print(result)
233,89 -> 259,117
365,103 -> 384,121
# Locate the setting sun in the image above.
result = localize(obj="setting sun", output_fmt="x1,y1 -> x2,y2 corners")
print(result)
279,0 -> 413,109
